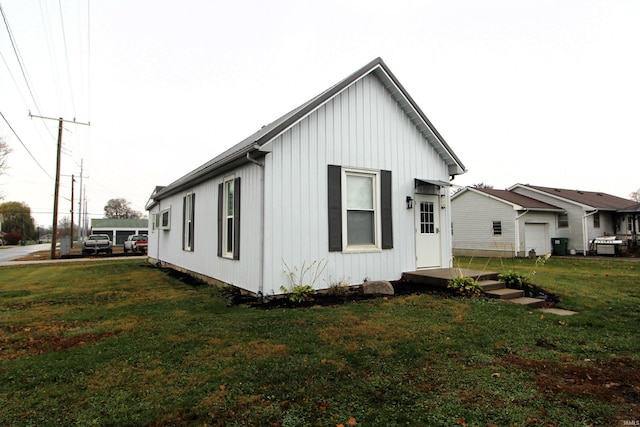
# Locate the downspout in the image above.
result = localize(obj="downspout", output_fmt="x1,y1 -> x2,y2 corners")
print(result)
514,209 -> 529,257
582,210 -> 599,256
155,200 -> 162,264
247,152 -> 265,297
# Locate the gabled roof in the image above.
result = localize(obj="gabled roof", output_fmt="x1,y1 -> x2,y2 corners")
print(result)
511,184 -> 635,211
151,58 -> 466,202
454,187 -> 563,211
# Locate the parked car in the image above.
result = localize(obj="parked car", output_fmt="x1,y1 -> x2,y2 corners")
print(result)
82,234 -> 113,255
123,234 -> 148,254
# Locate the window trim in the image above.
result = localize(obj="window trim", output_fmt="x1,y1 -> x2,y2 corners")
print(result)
218,176 -> 241,260
183,193 -> 195,251
157,208 -> 171,230
341,167 -> 382,252
558,213 -> 569,228
223,177 -> 234,258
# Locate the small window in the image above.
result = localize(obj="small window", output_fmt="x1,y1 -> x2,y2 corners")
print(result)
224,179 -> 235,257
492,221 -> 502,235
593,213 -> 600,228
629,216 -> 634,232
218,177 -> 241,260
158,208 -> 171,230
183,193 -> 195,251
558,213 -> 569,228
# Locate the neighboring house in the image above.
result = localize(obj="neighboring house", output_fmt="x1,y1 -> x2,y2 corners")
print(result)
451,187 -> 564,258
510,185 -> 635,254
452,184 -> 635,257
90,218 -> 149,245
145,57 -> 466,296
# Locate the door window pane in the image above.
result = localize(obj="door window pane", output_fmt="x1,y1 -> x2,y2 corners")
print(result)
420,201 -> 435,234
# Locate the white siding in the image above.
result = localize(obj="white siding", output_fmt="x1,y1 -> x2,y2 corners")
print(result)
149,72 -> 456,294
452,191 -> 517,256
261,73 -> 451,295
147,163 -> 264,293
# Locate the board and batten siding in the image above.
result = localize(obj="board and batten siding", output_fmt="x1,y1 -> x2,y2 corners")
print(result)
147,162 -> 263,291
451,191 -> 516,257
261,72 -> 452,295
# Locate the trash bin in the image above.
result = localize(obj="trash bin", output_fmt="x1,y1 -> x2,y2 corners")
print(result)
551,238 -> 569,256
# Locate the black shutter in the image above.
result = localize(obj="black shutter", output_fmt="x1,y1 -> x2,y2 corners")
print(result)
190,193 -> 195,251
233,177 -> 241,260
381,170 -> 393,249
327,165 -> 342,251
182,196 -> 186,251
217,183 -> 223,257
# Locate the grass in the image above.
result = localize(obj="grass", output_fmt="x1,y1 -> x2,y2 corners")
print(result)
0,257 -> 639,426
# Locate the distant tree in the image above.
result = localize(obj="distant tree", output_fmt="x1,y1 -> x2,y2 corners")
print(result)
630,188 -> 640,203
0,137 -> 12,199
104,198 -> 142,219
0,201 -> 36,239
472,183 -> 494,189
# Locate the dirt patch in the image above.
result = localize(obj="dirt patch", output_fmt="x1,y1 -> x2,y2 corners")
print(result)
503,354 -> 640,405
0,327 -> 115,360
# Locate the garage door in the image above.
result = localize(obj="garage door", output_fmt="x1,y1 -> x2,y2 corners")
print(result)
524,223 -> 549,256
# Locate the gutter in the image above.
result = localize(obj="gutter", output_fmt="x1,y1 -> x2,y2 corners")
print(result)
514,209 -> 529,257
582,210 -> 599,256
246,151 -> 266,297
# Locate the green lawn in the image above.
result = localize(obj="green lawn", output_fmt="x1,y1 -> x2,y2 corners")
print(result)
0,257 -> 638,426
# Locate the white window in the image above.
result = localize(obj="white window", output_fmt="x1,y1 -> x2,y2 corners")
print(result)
558,213 -> 569,228
342,169 -> 380,250
183,193 -> 195,251
157,208 -> 170,230
223,178 -> 235,257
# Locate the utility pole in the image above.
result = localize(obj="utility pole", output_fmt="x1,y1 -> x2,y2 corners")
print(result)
29,114 -> 90,259
70,174 -> 75,248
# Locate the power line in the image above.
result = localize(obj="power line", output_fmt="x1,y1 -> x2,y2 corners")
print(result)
0,2 -> 44,117
57,0 -> 76,117
0,110 -> 53,180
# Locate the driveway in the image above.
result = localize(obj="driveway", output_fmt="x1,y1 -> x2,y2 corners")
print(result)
0,243 -> 51,262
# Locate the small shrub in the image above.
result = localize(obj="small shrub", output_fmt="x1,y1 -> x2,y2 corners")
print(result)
447,276 -> 482,296
280,259 -> 327,303
326,277 -> 350,297
498,270 -> 531,290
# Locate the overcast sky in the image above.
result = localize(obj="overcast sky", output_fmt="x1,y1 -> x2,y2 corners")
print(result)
1,0 -> 639,228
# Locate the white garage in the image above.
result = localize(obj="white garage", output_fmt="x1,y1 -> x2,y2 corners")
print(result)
524,223 -> 550,256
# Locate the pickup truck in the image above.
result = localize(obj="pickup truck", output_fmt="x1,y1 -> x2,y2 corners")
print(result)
82,234 -> 113,255
123,234 -> 148,254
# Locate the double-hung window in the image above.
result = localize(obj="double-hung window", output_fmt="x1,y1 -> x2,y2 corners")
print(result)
345,171 -> 378,247
183,193 -> 195,251
327,165 -> 392,252
558,213 -> 569,228
218,176 -> 241,259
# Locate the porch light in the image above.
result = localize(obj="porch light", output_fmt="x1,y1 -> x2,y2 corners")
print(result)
406,196 -> 414,209
441,194 -> 446,209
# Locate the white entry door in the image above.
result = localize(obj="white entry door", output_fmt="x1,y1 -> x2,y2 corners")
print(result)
415,195 -> 441,268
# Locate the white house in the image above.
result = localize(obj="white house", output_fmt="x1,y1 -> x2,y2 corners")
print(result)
509,184 -> 636,255
452,184 -> 635,257
145,58 -> 466,296
451,187 -> 564,258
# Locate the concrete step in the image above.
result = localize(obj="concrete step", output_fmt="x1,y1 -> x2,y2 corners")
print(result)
484,288 -> 524,300
507,297 -> 546,309
478,280 -> 505,292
